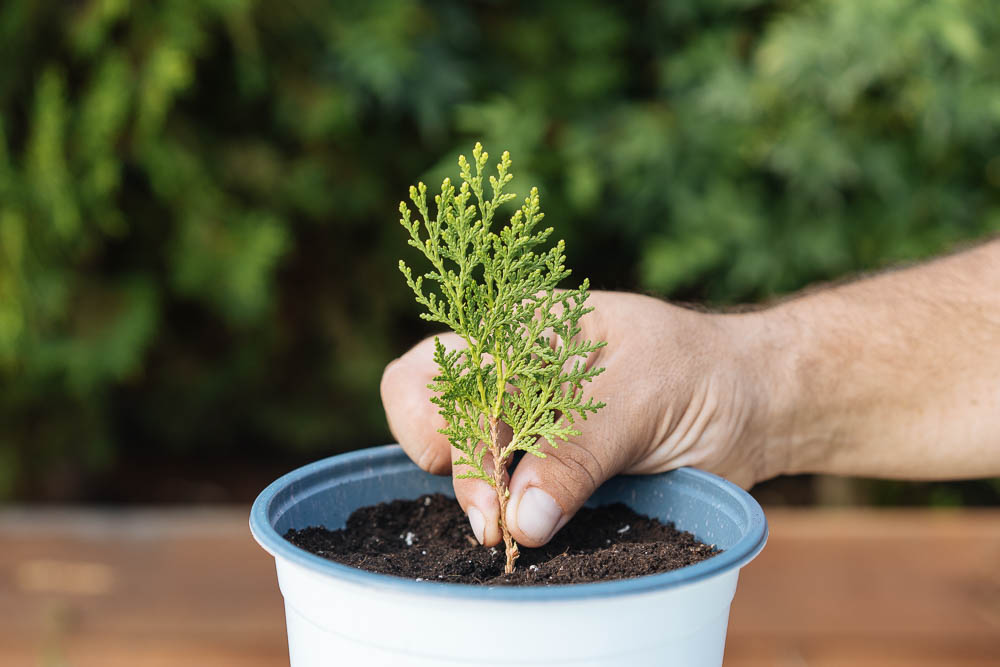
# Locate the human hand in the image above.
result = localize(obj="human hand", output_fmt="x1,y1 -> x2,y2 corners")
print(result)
380,290 -> 778,548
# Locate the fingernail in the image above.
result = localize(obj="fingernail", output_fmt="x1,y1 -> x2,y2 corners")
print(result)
468,507 -> 486,544
516,487 -> 563,544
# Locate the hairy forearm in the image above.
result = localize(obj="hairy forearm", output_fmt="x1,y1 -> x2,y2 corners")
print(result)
745,240 -> 1000,480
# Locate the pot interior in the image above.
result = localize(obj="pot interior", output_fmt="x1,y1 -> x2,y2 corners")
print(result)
253,444 -> 766,580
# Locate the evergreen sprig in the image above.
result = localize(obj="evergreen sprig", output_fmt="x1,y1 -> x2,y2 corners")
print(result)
398,143 -> 606,572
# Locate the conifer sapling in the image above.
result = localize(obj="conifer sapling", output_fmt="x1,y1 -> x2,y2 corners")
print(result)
398,144 -> 606,573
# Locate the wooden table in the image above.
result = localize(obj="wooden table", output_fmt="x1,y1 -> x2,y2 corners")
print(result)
2,508 -> 998,666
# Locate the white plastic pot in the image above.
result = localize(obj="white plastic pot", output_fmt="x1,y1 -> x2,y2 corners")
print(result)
250,445 -> 767,666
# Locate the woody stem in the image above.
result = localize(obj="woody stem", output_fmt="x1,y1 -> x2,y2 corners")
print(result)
489,416 -> 519,574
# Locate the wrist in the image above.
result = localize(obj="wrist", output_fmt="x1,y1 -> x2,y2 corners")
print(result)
726,305 -> 811,482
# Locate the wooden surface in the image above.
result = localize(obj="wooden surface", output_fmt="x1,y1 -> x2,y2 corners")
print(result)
1,508 -> 998,666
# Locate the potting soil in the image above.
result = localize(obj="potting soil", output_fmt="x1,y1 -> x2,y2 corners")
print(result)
284,493 -> 719,586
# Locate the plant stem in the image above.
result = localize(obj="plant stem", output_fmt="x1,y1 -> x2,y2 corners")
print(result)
489,416 -> 519,573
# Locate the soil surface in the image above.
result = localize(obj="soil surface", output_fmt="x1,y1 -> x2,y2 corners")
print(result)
284,493 -> 719,585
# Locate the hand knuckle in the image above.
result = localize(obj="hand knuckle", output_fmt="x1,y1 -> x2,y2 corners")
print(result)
379,360 -> 402,399
551,445 -> 602,496
417,445 -> 448,474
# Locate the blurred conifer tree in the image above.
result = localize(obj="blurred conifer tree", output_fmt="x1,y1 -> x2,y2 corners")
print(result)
1,0 -> 997,500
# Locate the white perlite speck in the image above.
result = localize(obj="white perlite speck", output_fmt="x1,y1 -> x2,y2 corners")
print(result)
423,496 -> 432,506
617,524 -> 630,534
404,531 -> 416,546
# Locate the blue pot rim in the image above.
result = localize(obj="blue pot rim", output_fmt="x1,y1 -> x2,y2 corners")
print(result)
250,444 -> 768,601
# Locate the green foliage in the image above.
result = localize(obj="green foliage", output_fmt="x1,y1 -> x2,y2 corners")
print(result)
0,0 -> 997,504
399,145 -> 605,485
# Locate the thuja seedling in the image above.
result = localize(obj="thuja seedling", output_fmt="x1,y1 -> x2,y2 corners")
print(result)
398,143 -> 606,573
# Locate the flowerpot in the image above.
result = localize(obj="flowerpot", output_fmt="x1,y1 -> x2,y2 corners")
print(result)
250,444 -> 767,667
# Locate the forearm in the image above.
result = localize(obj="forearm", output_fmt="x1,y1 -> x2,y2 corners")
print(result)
747,240 -> 1000,480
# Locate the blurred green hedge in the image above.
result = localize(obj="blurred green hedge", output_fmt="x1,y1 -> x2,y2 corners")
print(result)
2,0 -> 999,499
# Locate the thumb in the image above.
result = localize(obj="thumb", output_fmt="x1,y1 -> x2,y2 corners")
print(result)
504,422 -> 630,548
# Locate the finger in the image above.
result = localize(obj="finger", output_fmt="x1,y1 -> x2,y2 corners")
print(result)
380,334 -> 462,475
505,405 -> 632,548
449,424 -> 510,547
382,334 -> 512,546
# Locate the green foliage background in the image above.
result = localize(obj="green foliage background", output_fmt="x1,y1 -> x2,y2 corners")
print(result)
2,0 -> 999,501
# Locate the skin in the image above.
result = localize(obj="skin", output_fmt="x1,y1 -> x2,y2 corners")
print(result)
380,240 -> 1000,549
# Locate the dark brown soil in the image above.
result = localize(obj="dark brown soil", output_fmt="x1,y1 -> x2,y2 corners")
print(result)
284,493 -> 719,585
